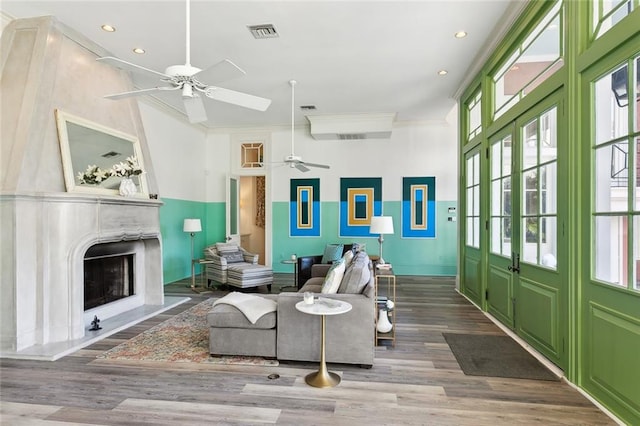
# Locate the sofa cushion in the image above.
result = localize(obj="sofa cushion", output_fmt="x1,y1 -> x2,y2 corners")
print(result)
215,242 -> 239,253
321,243 -> 344,264
220,250 -> 244,263
342,249 -> 354,266
321,258 -> 346,294
339,251 -> 371,294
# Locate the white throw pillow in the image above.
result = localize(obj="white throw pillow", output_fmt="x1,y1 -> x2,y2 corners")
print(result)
321,259 -> 346,294
342,249 -> 354,267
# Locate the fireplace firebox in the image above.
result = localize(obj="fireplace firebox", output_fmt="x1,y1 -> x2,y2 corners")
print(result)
84,243 -> 135,311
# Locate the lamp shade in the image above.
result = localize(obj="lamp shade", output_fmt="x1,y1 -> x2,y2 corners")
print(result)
369,216 -> 394,235
183,218 -> 202,233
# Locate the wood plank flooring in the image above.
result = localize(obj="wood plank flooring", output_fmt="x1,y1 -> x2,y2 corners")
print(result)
1,276 -> 617,425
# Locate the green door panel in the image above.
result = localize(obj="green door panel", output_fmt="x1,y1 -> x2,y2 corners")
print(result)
464,254 -> 482,304
487,265 -> 514,328
517,278 -> 561,362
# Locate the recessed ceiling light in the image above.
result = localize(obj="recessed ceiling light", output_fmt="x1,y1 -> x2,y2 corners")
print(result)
454,31 -> 467,38
438,70 -> 448,76
101,24 -> 116,32
133,48 -> 145,54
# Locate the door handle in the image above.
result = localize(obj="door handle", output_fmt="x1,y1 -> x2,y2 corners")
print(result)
508,252 -> 520,273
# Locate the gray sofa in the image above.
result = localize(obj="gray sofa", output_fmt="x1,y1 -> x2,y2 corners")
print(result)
208,252 -> 376,367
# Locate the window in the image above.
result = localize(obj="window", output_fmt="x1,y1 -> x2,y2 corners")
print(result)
241,142 -> 264,168
490,135 -> 513,257
592,0 -> 637,40
466,152 -> 481,248
592,55 -> 640,290
467,91 -> 482,141
493,1 -> 564,119
521,108 -> 558,269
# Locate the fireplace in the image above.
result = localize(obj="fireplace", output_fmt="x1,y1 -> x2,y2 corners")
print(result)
84,243 -> 136,311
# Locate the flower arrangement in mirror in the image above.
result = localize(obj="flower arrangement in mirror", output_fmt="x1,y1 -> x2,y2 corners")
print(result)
77,156 -> 143,185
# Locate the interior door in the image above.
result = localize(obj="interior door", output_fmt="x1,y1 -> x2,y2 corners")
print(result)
226,174 -> 240,245
487,126 -> 517,328
486,95 -> 566,369
462,147 -> 483,305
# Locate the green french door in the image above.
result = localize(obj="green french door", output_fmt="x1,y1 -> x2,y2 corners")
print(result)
463,146 -> 482,305
487,93 -> 567,369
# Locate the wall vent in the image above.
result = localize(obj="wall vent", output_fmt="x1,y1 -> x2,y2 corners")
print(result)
247,24 -> 279,39
300,105 -> 316,110
338,134 -> 366,140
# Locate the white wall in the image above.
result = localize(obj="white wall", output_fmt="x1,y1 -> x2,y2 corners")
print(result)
138,101 -> 209,201
268,119 -> 458,203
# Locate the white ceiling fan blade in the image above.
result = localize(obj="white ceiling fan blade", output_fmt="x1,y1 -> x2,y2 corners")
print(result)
301,161 -> 330,169
97,56 -> 168,80
104,86 -> 180,100
183,94 -> 208,123
295,163 -> 310,172
204,86 -> 271,111
193,59 -> 246,85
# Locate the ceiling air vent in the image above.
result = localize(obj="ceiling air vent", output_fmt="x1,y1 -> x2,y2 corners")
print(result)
338,134 -> 366,140
248,24 -> 279,39
300,105 -> 316,111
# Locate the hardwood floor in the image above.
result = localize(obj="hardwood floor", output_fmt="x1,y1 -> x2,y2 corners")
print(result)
1,275 -> 617,425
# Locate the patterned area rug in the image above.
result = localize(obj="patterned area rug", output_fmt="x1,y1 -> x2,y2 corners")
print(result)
98,298 -> 278,366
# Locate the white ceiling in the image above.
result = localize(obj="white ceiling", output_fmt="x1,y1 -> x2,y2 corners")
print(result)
1,1 -> 526,129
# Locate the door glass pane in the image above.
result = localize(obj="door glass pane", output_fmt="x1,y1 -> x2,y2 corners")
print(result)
541,163 -> 557,214
503,135 -> 512,176
230,177 -> 238,235
503,177 -> 512,215
466,218 -> 474,246
492,180 -> 501,216
634,216 -> 640,290
466,157 -> 474,186
595,144 -> 628,212
523,217 -> 538,264
635,137 -> 640,211
636,59 -> 640,133
524,170 -> 538,215
503,217 -> 512,256
541,217 -> 558,269
491,218 -> 501,255
473,217 -> 480,247
594,215 -> 627,286
473,154 -> 480,183
492,143 -> 501,179
523,120 -> 538,169
473,186 -> 480,216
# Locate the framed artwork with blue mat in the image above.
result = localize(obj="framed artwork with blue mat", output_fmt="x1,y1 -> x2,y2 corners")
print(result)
290,178 -> 320,237
339,177 -> 382,237
402,176 -> 436,238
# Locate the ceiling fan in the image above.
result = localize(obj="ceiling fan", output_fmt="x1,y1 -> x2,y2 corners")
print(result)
284,80 -> 330,172
96,0 -> 271,124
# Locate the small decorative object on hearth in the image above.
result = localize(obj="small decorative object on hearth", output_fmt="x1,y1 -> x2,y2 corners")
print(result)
89,315 -> 102,331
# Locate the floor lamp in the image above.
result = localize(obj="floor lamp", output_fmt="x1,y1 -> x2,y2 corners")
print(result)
183,218 -> 202,289
369,216 -> 394,265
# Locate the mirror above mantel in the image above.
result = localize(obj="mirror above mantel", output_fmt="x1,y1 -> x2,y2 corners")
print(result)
55,109 -> 149,197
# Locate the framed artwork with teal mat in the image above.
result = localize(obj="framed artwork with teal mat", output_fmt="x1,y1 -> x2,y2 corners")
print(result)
290,178 -> 320,237
402,176 -> 436,238
339,177 -> 382,237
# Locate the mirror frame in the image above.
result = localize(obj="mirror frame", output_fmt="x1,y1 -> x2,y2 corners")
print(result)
55,109 -> 149,197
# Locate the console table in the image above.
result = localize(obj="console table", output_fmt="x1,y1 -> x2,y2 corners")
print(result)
295,298 -> 352,388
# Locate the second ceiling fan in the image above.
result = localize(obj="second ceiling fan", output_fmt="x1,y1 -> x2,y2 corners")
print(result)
284,80 -> 330,172
97,0 -> 271,124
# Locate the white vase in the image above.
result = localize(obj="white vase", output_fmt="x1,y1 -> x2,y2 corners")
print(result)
377,309 -> 393,333
119,177 -> 137,197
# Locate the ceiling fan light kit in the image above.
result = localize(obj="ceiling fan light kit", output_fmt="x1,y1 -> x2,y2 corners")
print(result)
96,0 -> 271,124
